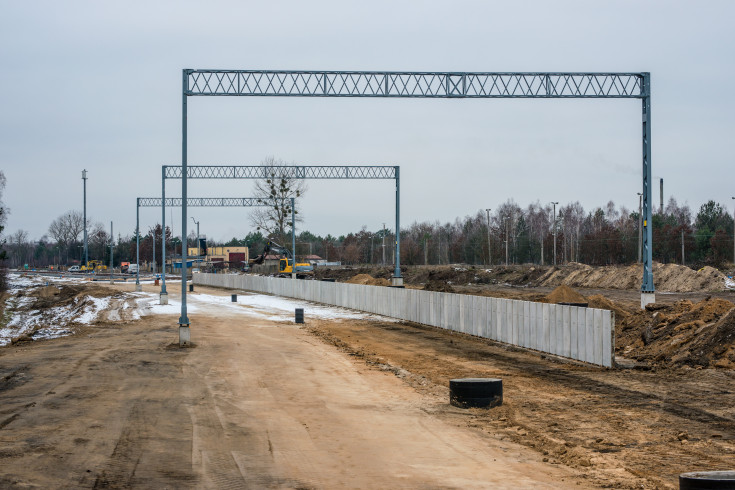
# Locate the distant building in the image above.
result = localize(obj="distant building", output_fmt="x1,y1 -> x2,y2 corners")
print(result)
303,254 -> 326,266
187,246 -> 249,269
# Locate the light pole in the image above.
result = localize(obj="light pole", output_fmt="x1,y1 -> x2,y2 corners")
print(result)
152,227 -> 156,274
485,208 -> 492,266
503,216 -> 510,266
82,170 -> 88,267
732,197 -> 735,264
191,217 -> 200,260
551,202 -> 559,266
382,222 -> 386,266
636,192 -> 643,263
109,221 -> 114,284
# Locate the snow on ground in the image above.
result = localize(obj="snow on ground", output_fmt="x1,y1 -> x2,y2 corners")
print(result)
2,272 -> 390,346
1,272 -> 117,346
132,289 -> 392,323
1,294 -> 112,346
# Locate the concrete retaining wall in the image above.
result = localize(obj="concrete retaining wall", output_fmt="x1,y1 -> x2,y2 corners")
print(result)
193,273 -> 614,367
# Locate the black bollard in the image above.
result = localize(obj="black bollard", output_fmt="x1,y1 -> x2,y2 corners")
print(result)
232,294 -> 237,302
295,308 -> 304,324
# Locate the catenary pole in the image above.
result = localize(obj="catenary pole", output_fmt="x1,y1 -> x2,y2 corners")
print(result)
681,229 -> 685,266
160,166 -> 167,301
135,199 -> 140,290
637,193 -> 643,263
180,70 -> 190,344
551,202 -> 559,266
152,227 -> 156,275
192,216 -> 200,262
485,208 -> 492,266
109,222 -> 114,284
382,222 -> 386,266
394,166 -> 401,285
291,198 -> 296,278
82,170 -> 88,268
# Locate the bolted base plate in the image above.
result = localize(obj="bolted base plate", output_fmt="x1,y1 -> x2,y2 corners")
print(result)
179,326 -> 190,346
135,284 -> 143,292
160,293 -> 169,305
641,292 -> 656,309
391,276 -> 404,287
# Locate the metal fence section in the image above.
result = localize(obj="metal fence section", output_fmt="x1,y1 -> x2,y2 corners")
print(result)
193,273 -> 614,368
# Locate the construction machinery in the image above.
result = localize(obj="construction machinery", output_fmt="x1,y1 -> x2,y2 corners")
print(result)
250,240 -> 313,278
81,260 -> 107,273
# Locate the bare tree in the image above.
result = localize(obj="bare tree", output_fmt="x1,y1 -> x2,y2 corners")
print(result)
88,222 -> 109,260
559,202 -> 585,263
526,201 -> 551,264
249,157 -> 308,244
9,229 -> 29,267
61,210 -> 85,243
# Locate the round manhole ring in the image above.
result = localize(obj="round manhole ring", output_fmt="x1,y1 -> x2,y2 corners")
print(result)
679,471 -> 735,490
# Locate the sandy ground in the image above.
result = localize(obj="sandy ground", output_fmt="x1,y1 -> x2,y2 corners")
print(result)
0,282 -> 587,489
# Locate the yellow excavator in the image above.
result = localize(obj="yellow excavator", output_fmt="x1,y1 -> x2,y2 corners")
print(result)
250,240 -> 313,278
81,260 -> 107,272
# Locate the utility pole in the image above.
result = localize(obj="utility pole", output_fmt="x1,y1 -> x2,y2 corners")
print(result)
637,192 -> 643,263
382,222 -> 386,266
732,197 -> 735,265
109,221 -> 114,284
504,216 -> 510,266
152,227 -> 156,274
82,170 -> 88,267
551,202 -> 559,266
485,208 -> 492,266
681,229 -> 685,266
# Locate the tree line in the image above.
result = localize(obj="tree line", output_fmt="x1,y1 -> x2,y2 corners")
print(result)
218,197 -> 734,269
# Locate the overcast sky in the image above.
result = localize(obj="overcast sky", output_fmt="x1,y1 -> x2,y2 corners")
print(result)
1,1 -> 733,244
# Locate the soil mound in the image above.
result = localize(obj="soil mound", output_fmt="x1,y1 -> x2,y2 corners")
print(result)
545,285 -> 587,305
616,297 -> 735,368
587,294 -> 630,320
423,281 -> 456,293
533,263 -> 727,293
345,274 -> 390,286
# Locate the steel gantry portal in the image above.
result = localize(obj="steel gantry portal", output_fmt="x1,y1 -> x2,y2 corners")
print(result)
163,164 -> 400,340
135,197 -> 299,292
180,69 -> 654,341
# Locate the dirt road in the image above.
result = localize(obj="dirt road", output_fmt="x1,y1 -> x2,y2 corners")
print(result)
0,283 -> 582,488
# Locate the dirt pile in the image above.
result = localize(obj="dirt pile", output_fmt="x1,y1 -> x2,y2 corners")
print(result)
27,283 -> 112,310
586,295 -> 631,320
617,297 -> 735,368
423,281 -> 455,293
532,262 -> 728,293
544,285 -> 587,304
345,274 -> 391,286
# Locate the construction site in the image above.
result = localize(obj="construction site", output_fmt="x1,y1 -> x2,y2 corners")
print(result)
0,258 -> 733,488
3,3 -> 735,486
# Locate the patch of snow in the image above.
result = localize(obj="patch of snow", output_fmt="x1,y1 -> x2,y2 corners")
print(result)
76,296 -> 111,324
725,277 -> 735,290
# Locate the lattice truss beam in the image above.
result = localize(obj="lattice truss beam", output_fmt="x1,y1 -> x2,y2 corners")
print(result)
187,71 -> 645,98
139,197 -> 280,207
163,165 -> 397,179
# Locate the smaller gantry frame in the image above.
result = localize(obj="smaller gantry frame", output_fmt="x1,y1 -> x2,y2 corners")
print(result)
162,164 -> 401,329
